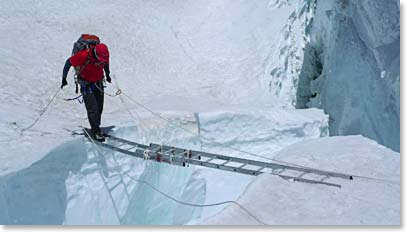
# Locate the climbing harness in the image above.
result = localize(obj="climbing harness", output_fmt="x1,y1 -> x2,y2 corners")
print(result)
64,80 -> 104,104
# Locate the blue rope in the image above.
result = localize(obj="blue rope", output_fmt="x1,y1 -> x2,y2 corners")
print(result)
65,82 -> 102,104
64,95 -> 83,104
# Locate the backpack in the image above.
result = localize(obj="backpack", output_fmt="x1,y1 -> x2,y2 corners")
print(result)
71,34 -> 101,93
72,34 -> 100,55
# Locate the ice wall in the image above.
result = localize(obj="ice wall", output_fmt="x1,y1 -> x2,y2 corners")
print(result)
296,0 -> 400,151
262,0 -> 316,107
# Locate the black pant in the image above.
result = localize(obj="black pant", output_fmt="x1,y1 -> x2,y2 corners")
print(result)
81,81 -> 104,134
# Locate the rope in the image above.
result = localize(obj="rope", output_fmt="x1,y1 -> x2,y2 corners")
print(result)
21,87 -> 61,133
119,91 -> 284,162
124,175 -> 266,225
82,127 -> 267,225
64,95 -> 83,104
112,88 -> 398,186
120,92 -> 310,163
93,81 -> 122,97
347,174 -> 399,185
111,76 -> 148,135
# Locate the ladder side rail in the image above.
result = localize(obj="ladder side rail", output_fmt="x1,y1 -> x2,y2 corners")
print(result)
277,174 -> 341,188
95,141 -> 146,158
159,148 -> 176,156
187,159 -> 262,176
154,143 -> 352,180
99,141 -> 186,167
109,139 -> 351,180
151,143 -> 185,155
199,151 -> 283,170
278,165 -> 352,180
96,141 -> 342,188
155,143 -> 270,164
150,143 -> 283,171
106,135 -> 150,149
188,148 -> 351,180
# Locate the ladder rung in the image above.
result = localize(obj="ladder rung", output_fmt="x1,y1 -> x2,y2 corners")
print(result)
220,160 -> 230,166
176,151 -> 188,157
161,148 -> 175,155
238,163 -> 247,169
116,143 -> 127,148
125,146 -> 136,151
159,149 -> 176,157
272,168 -> 285,175
149,146 -> 162,153
256,166 -> 266,172
172,152 -> 187,158
109,181 -> 122,192
297,172 -> 307,178
320,175 -> 329,182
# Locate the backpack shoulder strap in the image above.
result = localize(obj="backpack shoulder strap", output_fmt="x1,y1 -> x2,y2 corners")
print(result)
74,49 -> 92,76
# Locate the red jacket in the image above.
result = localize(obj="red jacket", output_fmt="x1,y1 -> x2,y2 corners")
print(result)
70,49 -> 108,83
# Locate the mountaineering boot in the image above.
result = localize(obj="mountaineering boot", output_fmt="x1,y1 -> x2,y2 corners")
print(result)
95,131 -> 105,142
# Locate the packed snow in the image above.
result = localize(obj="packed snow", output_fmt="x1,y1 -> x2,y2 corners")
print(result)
0,0 -> 400,226
204,136 -> 400,225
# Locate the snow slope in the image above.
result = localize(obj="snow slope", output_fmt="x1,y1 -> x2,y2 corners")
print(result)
204,135 -> 400,225
0,0 -> 298,175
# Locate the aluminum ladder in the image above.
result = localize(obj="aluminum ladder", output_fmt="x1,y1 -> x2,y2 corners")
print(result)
91,134 -> 353,188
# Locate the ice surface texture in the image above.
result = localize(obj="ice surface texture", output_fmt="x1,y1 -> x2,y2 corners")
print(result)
296,0 -> 400,151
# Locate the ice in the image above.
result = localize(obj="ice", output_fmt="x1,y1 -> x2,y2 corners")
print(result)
295,0 -> 400,151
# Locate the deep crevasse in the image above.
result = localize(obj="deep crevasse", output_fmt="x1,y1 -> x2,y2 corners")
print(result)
295,0 -> 400,151
264,0 -> 399,151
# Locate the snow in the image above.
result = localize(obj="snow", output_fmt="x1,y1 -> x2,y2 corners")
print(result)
0,0 -> 293,175
0,0 -> 400,226
204,136 -> 400,225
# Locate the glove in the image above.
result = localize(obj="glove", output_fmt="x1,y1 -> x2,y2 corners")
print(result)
61,78 -> 68,89
106,75 -> 112,83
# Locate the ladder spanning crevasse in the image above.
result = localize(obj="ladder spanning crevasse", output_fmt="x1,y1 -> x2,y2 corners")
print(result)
93,134 -> 353,188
